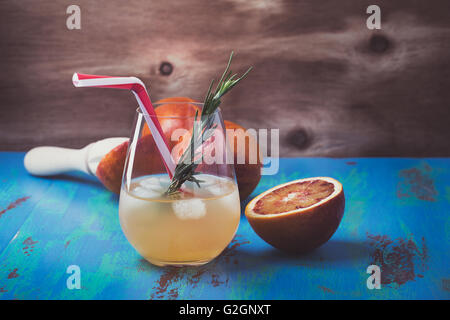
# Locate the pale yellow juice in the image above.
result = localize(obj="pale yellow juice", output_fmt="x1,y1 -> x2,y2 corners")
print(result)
119,174 -> 240,266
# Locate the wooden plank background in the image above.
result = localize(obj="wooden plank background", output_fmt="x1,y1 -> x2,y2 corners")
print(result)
1,0 -> 449,156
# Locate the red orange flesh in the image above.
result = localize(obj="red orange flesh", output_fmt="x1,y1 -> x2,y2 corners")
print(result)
245,177 -> 345,253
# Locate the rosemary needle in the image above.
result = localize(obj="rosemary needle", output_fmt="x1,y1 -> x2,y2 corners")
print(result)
165,52 -> 252,195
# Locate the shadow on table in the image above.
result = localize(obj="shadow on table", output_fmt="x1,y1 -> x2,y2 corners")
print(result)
221,239 -> 371,271
134,239 -> 370,275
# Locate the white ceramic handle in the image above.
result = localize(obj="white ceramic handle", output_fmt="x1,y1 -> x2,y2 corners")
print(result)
24,146 -> 89,176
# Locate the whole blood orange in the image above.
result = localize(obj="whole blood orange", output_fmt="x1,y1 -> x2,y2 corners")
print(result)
97,97 -> 262,200
224,120 -> 262,200
245,177 -> 345,253
96,134 -> 165,194
141,97 -> 201,148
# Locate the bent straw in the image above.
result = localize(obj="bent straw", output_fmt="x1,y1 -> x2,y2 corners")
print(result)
72,73 -> 175,178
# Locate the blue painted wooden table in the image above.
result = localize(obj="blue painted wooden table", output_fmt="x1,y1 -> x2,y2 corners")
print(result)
0,152 -> 448,300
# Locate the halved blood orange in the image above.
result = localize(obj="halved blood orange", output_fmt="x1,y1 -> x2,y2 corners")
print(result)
245,177 -> 345,253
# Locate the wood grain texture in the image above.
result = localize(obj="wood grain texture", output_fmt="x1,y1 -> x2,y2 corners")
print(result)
1,0 -> 450,156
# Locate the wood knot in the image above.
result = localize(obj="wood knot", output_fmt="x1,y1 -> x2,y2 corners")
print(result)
369,34 -> 390,53
286,128 -> 310,150
159,62 -> 173,76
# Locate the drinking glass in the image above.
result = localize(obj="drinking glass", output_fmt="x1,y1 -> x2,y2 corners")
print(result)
118,101 -> 241,266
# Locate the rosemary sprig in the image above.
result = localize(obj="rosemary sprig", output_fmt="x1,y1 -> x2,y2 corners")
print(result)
165,52 -> 252,195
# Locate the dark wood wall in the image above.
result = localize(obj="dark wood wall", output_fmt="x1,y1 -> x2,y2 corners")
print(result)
1,0 -> 450,156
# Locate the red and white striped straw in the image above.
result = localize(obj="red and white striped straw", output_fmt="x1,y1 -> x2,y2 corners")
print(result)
72,73 -> 175,177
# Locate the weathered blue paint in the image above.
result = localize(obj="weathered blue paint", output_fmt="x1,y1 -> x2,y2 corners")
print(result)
0,152 -> 448,299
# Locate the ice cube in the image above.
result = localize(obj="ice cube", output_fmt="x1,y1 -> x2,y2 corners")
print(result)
172,199 -> 206,220
139,177 -> 162,191
157,176 -> 172,189
200,174 -> 218,187
207,184 -> 225,196
182,174 -> 218,193
132,186 -> 161,199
